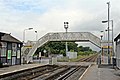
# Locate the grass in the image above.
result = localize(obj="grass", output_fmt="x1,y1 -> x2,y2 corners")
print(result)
71,54 -> 96,62
57,57 -> 69,62
69,55 -> 88,62
57,54 -> 95,62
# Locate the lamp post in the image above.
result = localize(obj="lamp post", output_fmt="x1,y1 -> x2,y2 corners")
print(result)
101,2 -> 111,64
107,1 -> 110,64
111,20 -> 115,67
102,20 -> 114,65
35,31 -> 38,41
23,28 -> 33,44
111,20 -> 114,59
100,31 -> 104,63
101,30 -> 105,40
100,31 -> 104,40
105,29 -> 108,41
64,22 -> 69,56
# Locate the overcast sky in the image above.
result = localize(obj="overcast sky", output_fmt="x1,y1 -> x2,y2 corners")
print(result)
0,0 -> 120,51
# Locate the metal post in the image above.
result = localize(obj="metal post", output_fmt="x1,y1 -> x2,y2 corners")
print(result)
111,20 -> 114,67
23,28 -> 33,44
100,35 -> 103,64
66,29 -> 68,54
111,20 -> 114,56
64,22 -> 69,56
35,31 -> 38,41
23,29 -> 25,43
107,2 -> 110,64
104,31 -> 105,40
100,31 -> 103,64
105,30 -> 108,41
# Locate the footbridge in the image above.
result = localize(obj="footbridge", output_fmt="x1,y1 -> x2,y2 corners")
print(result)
22,32 -> 101,63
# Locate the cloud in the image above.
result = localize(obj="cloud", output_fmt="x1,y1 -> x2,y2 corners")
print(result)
0,0 -> 95,41
0,0 -> 120,43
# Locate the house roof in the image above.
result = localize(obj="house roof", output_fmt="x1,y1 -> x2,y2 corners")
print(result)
114,33 -> 120,41
0,32 -> 22,43
0,32 -> 5,36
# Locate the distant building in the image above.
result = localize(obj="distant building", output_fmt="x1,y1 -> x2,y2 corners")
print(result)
114,33 -> 120,68
66,52 -> 77,59
0,32 -> 22,65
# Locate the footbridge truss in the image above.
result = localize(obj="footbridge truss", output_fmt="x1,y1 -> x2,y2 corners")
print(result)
24,32 -> 101,63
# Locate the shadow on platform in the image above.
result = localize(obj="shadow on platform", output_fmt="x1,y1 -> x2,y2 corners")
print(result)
98,64 -> 114,69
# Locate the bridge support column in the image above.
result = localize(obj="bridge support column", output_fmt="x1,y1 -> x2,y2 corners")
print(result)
66,42 -> 68,55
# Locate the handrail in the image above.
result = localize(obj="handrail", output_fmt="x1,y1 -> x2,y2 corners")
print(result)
25,32 -> 101,63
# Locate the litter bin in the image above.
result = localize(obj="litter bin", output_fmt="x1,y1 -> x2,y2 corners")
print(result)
96,57 -> 101,65
113,58 -> 116,66
0,62 -> 3,68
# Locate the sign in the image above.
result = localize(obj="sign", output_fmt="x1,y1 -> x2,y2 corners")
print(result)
39,52 -> 41,57
7,50 -> 11,59
43,50 -> 46,53
24,45 -> 32,48
17,50 -> 20,58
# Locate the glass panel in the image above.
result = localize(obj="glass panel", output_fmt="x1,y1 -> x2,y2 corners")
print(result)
1,47 -> 6,56
1,42 -> 7,57
12,43 -> 17,56
17,50 -> 20,58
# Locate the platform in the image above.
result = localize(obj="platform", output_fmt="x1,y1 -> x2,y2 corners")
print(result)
81,64 -> 120,80
0,63 -> 44,77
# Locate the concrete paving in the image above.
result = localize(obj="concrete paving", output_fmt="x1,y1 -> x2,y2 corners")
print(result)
81,64 -> 120,80
0,63 -> 44,76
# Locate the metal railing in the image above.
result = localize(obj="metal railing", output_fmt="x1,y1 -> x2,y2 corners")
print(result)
25,32 -> 101,63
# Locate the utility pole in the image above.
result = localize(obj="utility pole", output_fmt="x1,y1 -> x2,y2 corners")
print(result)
64,22 -> 69,56
107,2 -> 110,64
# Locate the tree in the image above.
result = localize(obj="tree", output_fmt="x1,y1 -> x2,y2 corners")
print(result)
35,41 -> 94,56
68,42 -> 78,52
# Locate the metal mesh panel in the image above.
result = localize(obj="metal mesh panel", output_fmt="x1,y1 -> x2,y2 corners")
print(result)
23,32 -> 101,63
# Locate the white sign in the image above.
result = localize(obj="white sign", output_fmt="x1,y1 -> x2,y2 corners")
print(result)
39,52 -> 41,57
44,50 -> 46,53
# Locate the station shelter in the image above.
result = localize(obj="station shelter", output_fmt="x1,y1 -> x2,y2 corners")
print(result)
0,32 -> 22,66
114,33 -> 120,69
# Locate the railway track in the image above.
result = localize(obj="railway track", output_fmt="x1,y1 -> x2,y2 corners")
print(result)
54,66 -> 87,80
36,65 -> 88,80
0,65 -> 65,80
78,54 -> 98,62
0,65 -> 88,80
0,55 -> 97,80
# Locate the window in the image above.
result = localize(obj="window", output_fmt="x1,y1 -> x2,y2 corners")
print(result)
1,42 -> 7,57
12,43 -> 17,56
17,50 -> 20,58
